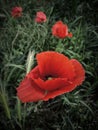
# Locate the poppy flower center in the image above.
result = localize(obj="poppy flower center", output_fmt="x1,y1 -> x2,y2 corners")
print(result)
47,77 -> 52,80
45,75 -> 53,81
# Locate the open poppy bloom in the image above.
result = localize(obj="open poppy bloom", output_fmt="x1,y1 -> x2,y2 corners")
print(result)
11,6 -> 22,18
52,21 -> 73,38
35,11 -> 47,23
17,51 -> 85,102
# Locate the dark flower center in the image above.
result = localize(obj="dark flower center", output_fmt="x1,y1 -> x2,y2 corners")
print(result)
45,75 -> 53,80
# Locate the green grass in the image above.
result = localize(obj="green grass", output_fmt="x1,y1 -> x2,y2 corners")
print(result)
0,0 -> 98,130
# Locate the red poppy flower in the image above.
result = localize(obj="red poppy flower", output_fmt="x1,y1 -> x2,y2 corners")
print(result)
35,11 -> 47,23
11,6 -> 22,18
17,51 -> 85,102
52,21 -> 73,38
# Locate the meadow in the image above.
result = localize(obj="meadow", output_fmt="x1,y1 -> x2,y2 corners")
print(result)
0,0 -> 98,130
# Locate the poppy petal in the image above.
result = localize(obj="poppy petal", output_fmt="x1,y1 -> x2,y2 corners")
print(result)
52,21 -> 69,38
61,60 -> 75,80
11,6 -> 22,18
27,66 -> 41,79
17,77 -> 45,103
35,11 -> 47,23
33,78 -> 68,91
37,51 -> 68,77
71,59 -> 85,85
36,51 -> 75,80
45,78 -> 68,91
43,59 -> 85,101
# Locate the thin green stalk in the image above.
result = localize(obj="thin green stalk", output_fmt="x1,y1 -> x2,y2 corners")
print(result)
17,97 -> 22,122
55,39 -> 64,53
22,103 -> 27,130
0,91 -> 11,119
12,29 -> 19,49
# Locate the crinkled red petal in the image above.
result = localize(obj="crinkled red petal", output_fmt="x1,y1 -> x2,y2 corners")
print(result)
35,12 -> 46,23
11,7 -> 22,17
36,51 -> 75,80
27,66 -> 68,91
17,77 -> 45,103
52,21 -> 68,38
71,59 -> 85,85
33,78 -> 68,91
43,59 -> 85,101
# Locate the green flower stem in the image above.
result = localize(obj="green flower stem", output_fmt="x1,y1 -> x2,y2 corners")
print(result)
0,91 -> 11,119
55,39 -> 64,53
